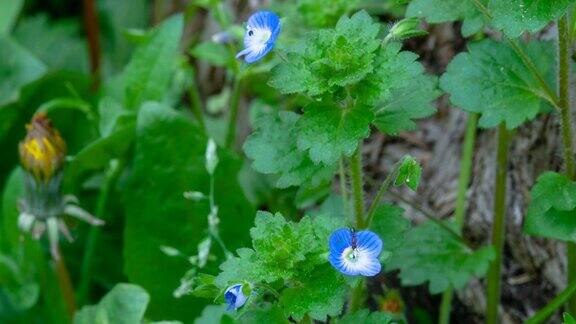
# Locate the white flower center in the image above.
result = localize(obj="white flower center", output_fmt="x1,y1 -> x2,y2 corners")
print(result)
246,26 -> 272,52
343,247 -> 360,263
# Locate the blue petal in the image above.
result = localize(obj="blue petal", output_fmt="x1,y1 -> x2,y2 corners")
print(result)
356,230 -> 383,257
247,11 -> 280,34
329,228 -> 352,255
224,284 -> 247,310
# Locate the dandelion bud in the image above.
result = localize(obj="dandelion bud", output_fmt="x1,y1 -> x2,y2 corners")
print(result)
19,113 -> 66,183
386,18 -> 427,42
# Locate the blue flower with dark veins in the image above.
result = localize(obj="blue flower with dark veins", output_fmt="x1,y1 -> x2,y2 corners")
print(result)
224,284 -> 247,310
329,228 -> 383,276
236,11 -> 281,63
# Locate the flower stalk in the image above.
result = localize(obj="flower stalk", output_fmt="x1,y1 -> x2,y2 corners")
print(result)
439,113 -> 478,324
486,123 -> 510,324
557,15 -> 576,315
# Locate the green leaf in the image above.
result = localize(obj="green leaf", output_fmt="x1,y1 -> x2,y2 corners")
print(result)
386,220 -> 495,294
489,0 -> 574,37
406,0 -> 486,36
121,14 -> 183,109
440,39 -> 555,129
524,172 -> 576,242
194,305 -> 235,324
0,0 -> 24,35
269,11 -> 381,98
74,284 -> 149,324
297,103 -> 373,164
124,102 -> 254,321
394,156 -> 422,191
14,14 -> 88,71
0,36 -> 47,106
370,204 -> 410,252
279,265 -> 347,321
243,111 -> 336,189
336,309 -> 394,324
564,313 -> 576,324
216,212 -> 343,286
373,67 -> 438,135
190,41 -> 232,68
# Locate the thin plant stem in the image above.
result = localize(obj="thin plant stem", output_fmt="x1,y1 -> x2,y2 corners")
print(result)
486,123 -> 510,324
439,113 -> 479,324
54,251 -> 76,318
225,77 -> 242,149
349,144 -> 366,228
82,0 -> 102,89
364,161 -> 402,226
188,72 -> 206,135
557,15 -> 576,315
77,160 -> 125,305
208,175 -> 232,258
339,158 -> 349,217
388,191 -> 472,248
348,143 -> 367,312
525,278 -> 576,324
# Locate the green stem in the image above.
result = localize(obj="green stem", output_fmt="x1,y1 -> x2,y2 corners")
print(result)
225,77 -> 241,149
188,72 -> 206,135
348,279 -> 366,313
339,158 -> 350,218
439,113 -> 479,324
349,144 -> 366,228
364,161 -> 402,227
558,15 -> 576,315
486,123 -> 510,324
525,279 -> 576,324
54,253 -> 76,319
77,160 -> 125,305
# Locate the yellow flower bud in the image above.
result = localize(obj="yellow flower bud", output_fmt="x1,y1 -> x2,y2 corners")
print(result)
19,113 -> 66,182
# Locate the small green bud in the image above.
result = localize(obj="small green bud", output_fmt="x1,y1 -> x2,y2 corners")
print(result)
386,18 -> 427,42
205,139 -> 219,175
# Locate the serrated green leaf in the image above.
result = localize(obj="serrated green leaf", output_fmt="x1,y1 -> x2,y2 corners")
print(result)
297,103 -> 373,164
74,284 -> 149,324
243,111 -> 336,189
387,220 -> 495,294
489,0 -> 573,37
216,212 -> 344,286
0,36 -> 46,106
124,102 -> 254,321
336,309 -> 394,324
524,172 -> 576,242
441,39 -> 555,129
121,14 -> 183,109
394,156 -> 422,191
370,204 -> 410,252
280,265 -> 347,321
406,0 -> 487,37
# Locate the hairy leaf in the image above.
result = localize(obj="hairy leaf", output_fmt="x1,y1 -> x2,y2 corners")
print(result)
336,309 -> 393,324
406,0 -> 486,36
394,156 -> 422,191
441,39 -> 555,129
297,103 -> 373,164
524,172 -> 576,242
387,220 -> 495,294
243,111 -> 336,188
489,0 -> 574,37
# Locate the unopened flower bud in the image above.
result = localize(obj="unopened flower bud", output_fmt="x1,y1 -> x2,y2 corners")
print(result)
19,113 -> 66,183
386,18 -> 427,43
205,139 -> 219,175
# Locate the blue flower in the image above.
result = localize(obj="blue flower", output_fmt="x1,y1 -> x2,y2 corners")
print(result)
236,11 -> 281,63
224,284 -> 247,310
329,228 -> 383,276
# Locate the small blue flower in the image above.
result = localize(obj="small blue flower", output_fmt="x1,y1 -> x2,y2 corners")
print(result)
329,228 -> 383,276
224,284 -> 247,310
236,11 -> 281,63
